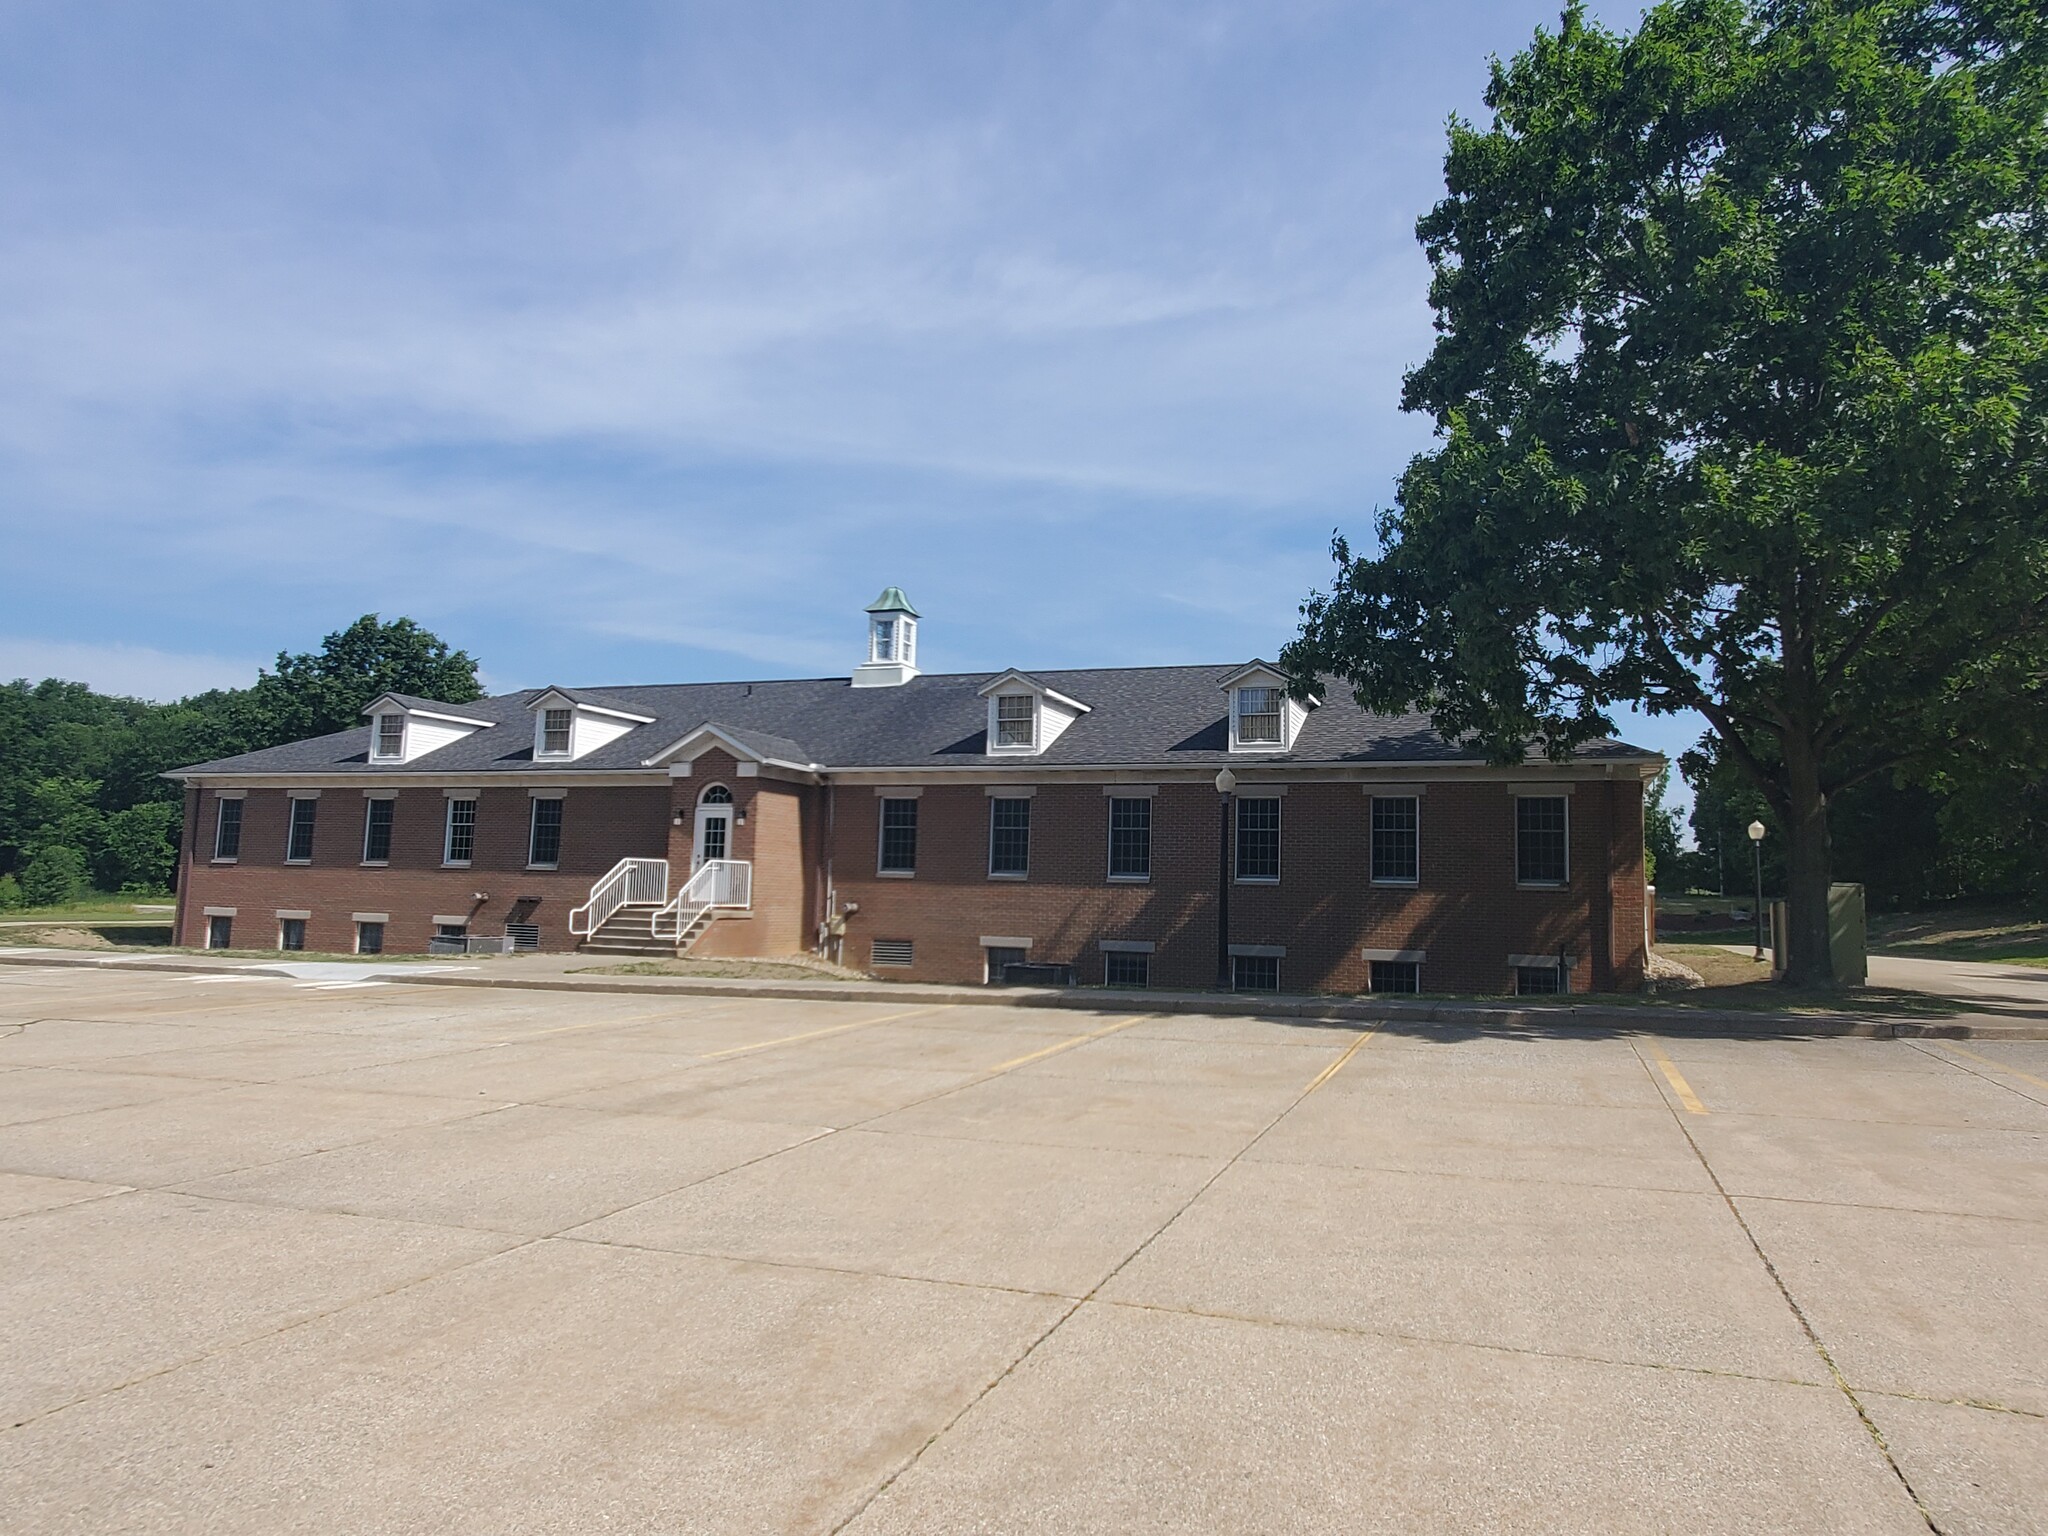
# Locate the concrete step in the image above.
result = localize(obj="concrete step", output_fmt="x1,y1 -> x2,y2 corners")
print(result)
578,937 -> 677,956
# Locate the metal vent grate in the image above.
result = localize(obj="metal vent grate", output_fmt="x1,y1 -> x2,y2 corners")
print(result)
504,923 -> 540,952
870,938 -> 914,968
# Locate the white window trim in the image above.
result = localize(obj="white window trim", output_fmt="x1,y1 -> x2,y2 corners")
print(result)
1514,793 -> 1571,888
876,796 -> 917,877
1233,795 -> 1282,885
1369,793 -> 1421,888
989,693 -> 1038,753
986,795 -> 1030,880
1105,794 -> 1152,883
360,797 -> 392,867
442,796 -> 476,868
284,798 -> 316,866
536,706 -> 574,759
526,795 -> 562,870
1230,685 -> 1286,751
212,797 -> 242,863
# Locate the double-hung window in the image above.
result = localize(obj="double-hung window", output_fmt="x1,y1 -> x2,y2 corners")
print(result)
1107,797 -> 1151,880
1516,796 -> 1569,886
1370,796 -> 1419,884
1235,797 -> 1281,882
528,797 -> 563,868
213,798 -> 243,860
878,798 -> 918,874
361,799 -> 393,864
871,618 -> 895,662
285,799 -> 317,863
374,714 -> 404,759
994,695 -> 1035,748
444,797 -> 477,866
1236,687 -> 1283,745
988,798 -> 1030,877
541,708 -> 572,756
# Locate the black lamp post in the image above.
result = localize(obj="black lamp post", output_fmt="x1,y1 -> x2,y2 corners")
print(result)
1214,767 -> 1236,990
1748,819 -> 1767,962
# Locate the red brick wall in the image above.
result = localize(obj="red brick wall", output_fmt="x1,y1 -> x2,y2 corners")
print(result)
826,778 -> 1648,995
677,753 -> 820,959
175,783 -> 668,954
173,767 -> 1648,995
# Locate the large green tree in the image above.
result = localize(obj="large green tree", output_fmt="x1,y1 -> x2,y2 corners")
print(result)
1284,0 -> 2048,984
242,614 -> 484,743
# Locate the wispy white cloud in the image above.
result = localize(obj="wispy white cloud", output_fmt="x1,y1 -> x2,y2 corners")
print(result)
0,638 -> 260,702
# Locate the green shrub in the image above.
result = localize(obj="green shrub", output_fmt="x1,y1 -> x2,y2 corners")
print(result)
0,873 -> 23,911
21,845 -> 90,908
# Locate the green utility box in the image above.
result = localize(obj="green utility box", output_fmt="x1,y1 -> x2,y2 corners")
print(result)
1769,883 -> 1867,985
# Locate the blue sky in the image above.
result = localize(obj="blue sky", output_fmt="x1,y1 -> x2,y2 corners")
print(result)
0,0 -> 1700,804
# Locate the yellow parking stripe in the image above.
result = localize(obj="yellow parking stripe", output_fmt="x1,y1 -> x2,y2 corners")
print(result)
1303,1028 -> 1380,1093
1934,1042 -> 2048,1093
990,1015 -> 1151,1073
701,1004 -> 949,1061
1646,1042 -> 1709,1115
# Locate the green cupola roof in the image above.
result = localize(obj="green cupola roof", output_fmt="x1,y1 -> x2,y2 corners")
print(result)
864,587 -> 919,617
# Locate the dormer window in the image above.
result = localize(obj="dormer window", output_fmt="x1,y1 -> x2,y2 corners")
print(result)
979,669 -> 1089,756
527,688 -> 655,762
1236,687 -> 1283,745
995,694 -> 1036,748
361,693 -> 493,764
1221,662 -> 1317,753
541,708 -> 573,756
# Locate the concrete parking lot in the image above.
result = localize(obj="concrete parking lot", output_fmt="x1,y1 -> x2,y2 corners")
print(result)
1,962 -> 2044,1534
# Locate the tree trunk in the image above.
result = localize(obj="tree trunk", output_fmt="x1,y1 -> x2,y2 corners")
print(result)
1781,736 -> 1836,987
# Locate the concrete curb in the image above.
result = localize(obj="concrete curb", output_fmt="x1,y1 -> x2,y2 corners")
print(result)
4,948 -> 2041,1039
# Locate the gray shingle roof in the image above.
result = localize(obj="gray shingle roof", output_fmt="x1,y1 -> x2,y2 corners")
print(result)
171,666 -> 1659,778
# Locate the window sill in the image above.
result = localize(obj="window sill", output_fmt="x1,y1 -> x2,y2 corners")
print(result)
1516,881 -> 1568,891
285,859 -> 311,867
1234,877 -> 1280,886
526,863 -> 559,872
442,861 -> 472,869
1107,874 -> 1151,884
987,872 -> 1028,881
1370,878 -> 1419,889
361,861 -> 389,869
210,857 -> 238,866
877,869 -> 915,879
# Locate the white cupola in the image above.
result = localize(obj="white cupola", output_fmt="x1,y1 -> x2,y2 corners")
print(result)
852,586 -> 921,688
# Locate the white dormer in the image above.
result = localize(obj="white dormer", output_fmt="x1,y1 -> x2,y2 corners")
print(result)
1220,662 -> 1317,754
528,688 -> 656,762
362,694 -> 494,765
977,669 -> 1090,756
853,587 -> 921,688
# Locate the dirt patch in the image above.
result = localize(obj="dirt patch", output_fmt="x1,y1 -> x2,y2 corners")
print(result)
0,926 -> 120,949
574,957 -> 865,982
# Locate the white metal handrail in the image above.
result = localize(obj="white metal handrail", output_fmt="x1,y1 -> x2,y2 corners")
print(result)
569,857 -> 669,936
652,859 -> 751,942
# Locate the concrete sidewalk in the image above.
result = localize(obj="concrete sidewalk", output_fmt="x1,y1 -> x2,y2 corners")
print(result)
5,945 -> 2044,1039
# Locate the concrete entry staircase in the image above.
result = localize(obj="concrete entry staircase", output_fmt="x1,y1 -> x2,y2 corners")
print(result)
576,901 -> 714,957
569,857 -> 750,958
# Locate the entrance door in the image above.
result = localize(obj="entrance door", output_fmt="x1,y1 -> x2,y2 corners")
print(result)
693,801 -> 731,875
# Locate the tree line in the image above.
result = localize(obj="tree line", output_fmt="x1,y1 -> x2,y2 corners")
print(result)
0,617 -> 482,909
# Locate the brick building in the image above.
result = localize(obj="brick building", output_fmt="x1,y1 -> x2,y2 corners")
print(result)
168,590 -> 1660,996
